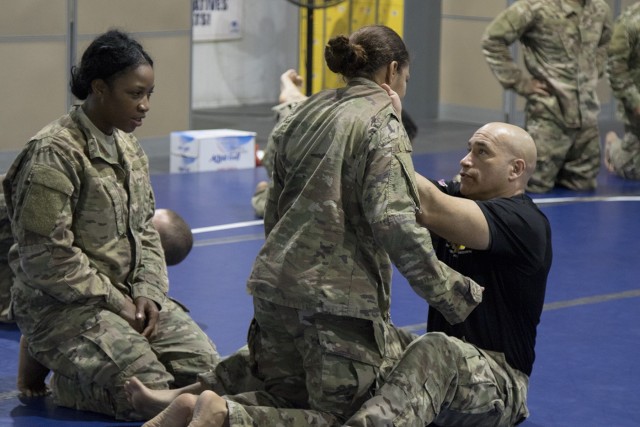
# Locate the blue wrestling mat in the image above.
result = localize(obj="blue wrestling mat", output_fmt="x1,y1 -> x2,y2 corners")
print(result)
1,147 -> 639,427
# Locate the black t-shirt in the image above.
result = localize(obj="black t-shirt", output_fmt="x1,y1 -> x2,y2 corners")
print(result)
427,180 -> 552,376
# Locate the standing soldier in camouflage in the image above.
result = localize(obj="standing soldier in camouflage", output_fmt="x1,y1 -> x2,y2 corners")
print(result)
2,30 -> 219,421
482,0 -> 612,193
127,24 -> 483,427
605,2 -> 640,180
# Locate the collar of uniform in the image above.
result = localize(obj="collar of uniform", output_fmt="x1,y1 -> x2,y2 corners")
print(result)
559,0 -> 588,17
346,77 -> 382,91
70,105 -> 120,165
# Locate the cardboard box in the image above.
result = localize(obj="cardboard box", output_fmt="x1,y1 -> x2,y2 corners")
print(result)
170,129 -> 256,173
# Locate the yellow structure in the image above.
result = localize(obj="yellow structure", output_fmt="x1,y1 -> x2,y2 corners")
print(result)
298,0 -> 404,93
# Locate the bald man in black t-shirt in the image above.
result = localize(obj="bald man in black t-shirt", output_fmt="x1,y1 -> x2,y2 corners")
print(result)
345,122 -> 552,427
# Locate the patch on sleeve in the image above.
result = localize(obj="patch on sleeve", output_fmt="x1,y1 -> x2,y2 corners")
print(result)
21,165 -> 73,236
394,152 -> 420,208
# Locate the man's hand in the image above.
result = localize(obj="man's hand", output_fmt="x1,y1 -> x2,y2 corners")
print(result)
519,77 -> 551,97
381,83 -> 402,117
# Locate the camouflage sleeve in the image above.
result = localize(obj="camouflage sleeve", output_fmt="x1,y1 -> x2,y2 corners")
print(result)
262,133 -> 276,179
263,101 -> 302,178
363,117 -> 482,324
263,113 -> 294,236
607,14 -> 640,112
481,1 -> 535,96
597,8 -> 614,78
263,151 -> 283,236
130,186 -> 168,306
8,147 -> 127,313
0,190 -> 13,322
0,188 -> 12,265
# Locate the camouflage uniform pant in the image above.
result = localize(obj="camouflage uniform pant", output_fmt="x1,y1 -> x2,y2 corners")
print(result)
525,116 -> 601,193
22,298 -> 220,421
197,344 -> 265,396
344,332 -> 530,427
606,125 -> 640,180
220,297 -> 416,426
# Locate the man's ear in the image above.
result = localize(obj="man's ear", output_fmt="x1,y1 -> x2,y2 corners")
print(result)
510,158 -> 526,179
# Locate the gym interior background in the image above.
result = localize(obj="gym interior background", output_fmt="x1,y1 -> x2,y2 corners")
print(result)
0,2 -> 639,426
1,0 -> 634,173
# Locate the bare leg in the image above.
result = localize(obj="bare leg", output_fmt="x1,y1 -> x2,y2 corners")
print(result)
142,393 -> 198,427
279,69 -> 307,104
17,335 -> 51,398
604,131 -> 618,173
188,390 -> 230,427
125,376 -> 206,419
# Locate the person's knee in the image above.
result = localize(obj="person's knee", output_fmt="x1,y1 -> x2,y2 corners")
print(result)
174,392 -> 199,411
412,332 -> 454,354
393,332 -> 462,375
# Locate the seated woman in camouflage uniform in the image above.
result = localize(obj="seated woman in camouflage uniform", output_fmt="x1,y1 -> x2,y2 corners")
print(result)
3,30 -> 220,421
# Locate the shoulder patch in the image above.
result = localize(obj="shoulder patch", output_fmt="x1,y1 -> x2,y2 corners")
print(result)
21,165 -> 73,236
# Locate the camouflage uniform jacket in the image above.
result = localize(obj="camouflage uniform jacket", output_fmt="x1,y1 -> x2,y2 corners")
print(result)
247,78 -> 482,325
0,185 -> 13,322
608,2 -> 640,126
482,0 -> 612,128
263,100 -> 302,178
3,106 -> 168,340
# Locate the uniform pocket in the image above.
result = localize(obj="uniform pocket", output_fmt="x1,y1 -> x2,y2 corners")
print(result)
75,173 -> 126,249
431,352 -> 506,427
50,314 -> 128,382
313,316 -> 382,411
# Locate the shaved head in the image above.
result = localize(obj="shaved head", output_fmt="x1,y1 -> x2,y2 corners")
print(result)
479,122 -> 537,180
152,209 -> 193,266
459,122 -> 537,200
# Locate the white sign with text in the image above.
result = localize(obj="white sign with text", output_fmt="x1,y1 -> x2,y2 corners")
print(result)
193,0 -> 243,41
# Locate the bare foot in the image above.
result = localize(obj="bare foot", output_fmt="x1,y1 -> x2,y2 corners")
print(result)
17,335 -> 51,399
143,393 -> 198,427
604,131 -> 618,173
188,391 -> 229,427
254,181 -> 268,194
125,376 -> 204,419
279,69 -> 307,104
